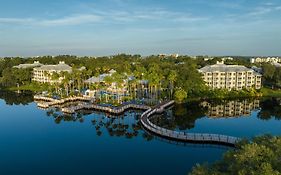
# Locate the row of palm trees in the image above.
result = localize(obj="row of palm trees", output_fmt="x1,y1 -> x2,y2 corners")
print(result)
43,65 -> 178,103
44,68 -> 92,97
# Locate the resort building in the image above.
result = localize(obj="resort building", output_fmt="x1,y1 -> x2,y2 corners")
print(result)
13,61 -> 43,69
32,61 -> 72,83
203,57 -> 233,61
250,57 -> 281,64
272,62 -> 281,68
201,100 -> 260,118
198,61 -> 262,90
84,69 -> 129,97
158,53 -> 179,58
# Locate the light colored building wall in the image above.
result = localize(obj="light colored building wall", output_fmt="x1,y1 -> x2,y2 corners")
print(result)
201,100 -> 260,118
251,57 -> 281,63
32,61 -> 72,84
199,62 -> 262,90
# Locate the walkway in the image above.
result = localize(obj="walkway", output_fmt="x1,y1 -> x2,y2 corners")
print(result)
34,95 -> 92,108
140,101 -> 241,146
34,95 -> 241,146
61,103 -> 150,114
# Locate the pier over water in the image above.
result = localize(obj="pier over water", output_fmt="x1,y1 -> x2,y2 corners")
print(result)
34,95 -> 241,146
140,101 -> 241,146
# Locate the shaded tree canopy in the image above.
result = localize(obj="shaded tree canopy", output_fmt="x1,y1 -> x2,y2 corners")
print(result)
190,135 -> 281,175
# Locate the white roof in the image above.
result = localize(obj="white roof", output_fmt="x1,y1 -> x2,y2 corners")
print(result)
13,61 -> 43,69
199,63 -> 262,76
34,62 -> 72,72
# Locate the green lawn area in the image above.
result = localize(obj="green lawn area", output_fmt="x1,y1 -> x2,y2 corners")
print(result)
260,87 -> 281,97
8,83 -> 48,92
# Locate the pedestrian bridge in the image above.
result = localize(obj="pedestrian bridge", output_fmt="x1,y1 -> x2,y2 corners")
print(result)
140,101 -> 241,147
34,95 -> 241,146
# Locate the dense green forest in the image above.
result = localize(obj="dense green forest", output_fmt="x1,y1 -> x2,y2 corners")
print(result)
0,54 -> 280,102
262,63 -> 281,88
190,135 -> 281,175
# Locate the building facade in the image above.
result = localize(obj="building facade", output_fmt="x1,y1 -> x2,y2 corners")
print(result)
251,57 -> 281,64
198,62 -> 262,90
201,100 -> 260,118
32,61 -> 72,83
84,69 -> 129,97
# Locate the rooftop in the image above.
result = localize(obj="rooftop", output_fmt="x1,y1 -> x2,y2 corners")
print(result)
13,61 -> 43,69
34,61 -> 72,72
199,62 -> 261,76
85,69 -> 117,84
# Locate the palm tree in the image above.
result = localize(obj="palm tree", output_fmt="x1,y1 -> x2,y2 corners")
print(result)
61,71 -> 71,96
104,75 -> 114,102
51,72 -> 60,94
168,70 -> 177,99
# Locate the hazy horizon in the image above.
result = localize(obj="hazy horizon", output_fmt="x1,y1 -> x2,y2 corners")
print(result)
1,0 -> 281,57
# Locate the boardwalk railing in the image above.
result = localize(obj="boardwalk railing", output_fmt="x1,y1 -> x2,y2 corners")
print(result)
61,103 -> 150,114
34,95 -> 241,146
140,101 -> 241,146
34,95 -> 92,108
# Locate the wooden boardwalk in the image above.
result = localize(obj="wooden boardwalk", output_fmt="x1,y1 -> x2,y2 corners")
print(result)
34,95 -> 241,146
61,103 -> 150,114
140,101 -> 241,146
34,95 -> 92,108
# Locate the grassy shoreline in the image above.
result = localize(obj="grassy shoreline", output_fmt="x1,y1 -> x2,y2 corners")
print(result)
3,85 -> 281,102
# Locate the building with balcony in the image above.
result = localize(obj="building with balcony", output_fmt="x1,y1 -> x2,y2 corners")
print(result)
201,100 -> 260,118
250,57 -> 281,64
32,61 -> 72,84
198,62 -> 262,90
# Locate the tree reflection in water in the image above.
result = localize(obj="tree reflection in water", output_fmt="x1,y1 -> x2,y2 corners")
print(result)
0,90 -> 34,105
150,102 -> 208,131
45,108 -> 154,141
151,98 -> 281,131
1,90 -> 280,141
258,98 -> 281,120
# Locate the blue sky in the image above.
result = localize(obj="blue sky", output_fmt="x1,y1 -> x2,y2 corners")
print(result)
0,0 -> 281,57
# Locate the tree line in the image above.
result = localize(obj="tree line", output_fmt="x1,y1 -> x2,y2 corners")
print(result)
0,54 -> 278,102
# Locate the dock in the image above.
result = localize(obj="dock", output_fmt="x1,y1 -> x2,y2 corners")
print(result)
140,100 -> 241,146
34,95 -> 241,146
61,103 -> 150,114
34,95 -> 92,108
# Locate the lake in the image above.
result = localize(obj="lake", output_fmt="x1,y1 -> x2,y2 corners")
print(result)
0,91 -> 280,175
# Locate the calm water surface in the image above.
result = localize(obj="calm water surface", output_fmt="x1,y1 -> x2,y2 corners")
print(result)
0,91 -> 280,175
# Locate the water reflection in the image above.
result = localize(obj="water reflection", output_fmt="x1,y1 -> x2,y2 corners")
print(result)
1,92 -> 280,175
44,107 -> 154,141
151,98 -> 281,131
258,98 -> 281,120
150,101 -> 207,131
0,90 -> 33,105
1,91 -> 281,140
201,99 -> 260,118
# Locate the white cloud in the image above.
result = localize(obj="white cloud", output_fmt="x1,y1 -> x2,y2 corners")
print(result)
248,7 -> 273,16
0,14 -> 102,26
39,14 -> 102,26
0,17 -> 35,24
275,6 -> 281,10
103,9 -> 208,23
0,8 -> 208,27
262,2 -> 274,6
247,3 -> 281,17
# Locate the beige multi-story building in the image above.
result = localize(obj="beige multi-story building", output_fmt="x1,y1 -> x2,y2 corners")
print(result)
251,57 -> 281,64
13,61 -> 43,69
201,100 -> 260,118
198,62 -> 262,90
32,61 -> 72,83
